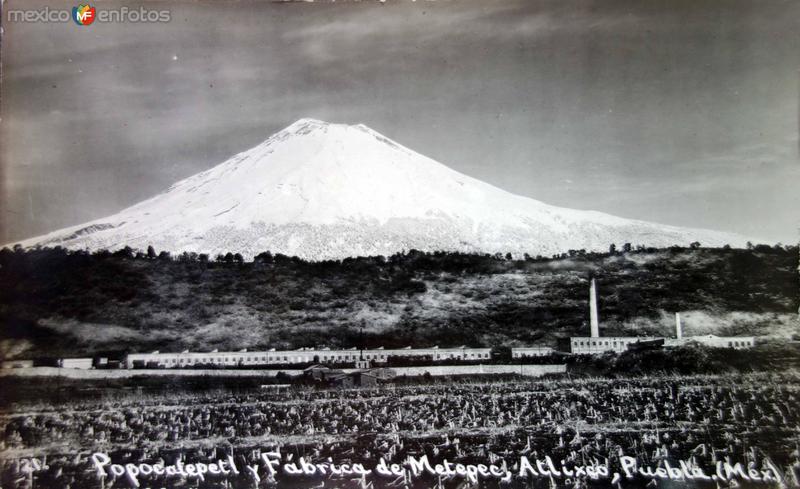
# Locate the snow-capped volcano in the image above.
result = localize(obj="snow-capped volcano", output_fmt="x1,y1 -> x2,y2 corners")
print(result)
14,118 -> 749,260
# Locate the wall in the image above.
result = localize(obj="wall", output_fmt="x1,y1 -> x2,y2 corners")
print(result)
357,364 -> 566,377
0,364 -> 566,379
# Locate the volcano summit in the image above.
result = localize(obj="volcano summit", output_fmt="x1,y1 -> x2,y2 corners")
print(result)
14,119 -> 749,260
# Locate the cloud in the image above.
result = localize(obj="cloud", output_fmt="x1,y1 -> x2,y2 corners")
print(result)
2,0 -> 798,245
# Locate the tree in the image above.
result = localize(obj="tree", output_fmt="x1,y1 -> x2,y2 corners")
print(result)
622,243 -> 632,253
689,241 -> 701,249
609,244 -> 617,254
255,251 -> 274,264
113,246 -> 134,259
233,253 -> 244,264
147,245 -> 157,259
178,251 -> 198,262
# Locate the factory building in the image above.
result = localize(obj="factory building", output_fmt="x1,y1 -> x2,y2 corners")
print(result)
511,346 -> 554,358
569,336 -> 655,354
125,346 -> 491,369
568,280 -> 756,355
569,278 -> 660,354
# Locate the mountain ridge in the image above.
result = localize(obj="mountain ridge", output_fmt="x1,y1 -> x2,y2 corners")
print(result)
11,119 -> 752,260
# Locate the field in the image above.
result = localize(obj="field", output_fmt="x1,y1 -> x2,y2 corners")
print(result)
1,373 -> 799,488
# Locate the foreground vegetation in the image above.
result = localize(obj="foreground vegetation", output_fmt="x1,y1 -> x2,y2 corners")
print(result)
1,374 -> 798,488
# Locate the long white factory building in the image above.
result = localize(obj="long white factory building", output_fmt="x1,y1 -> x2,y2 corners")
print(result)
126,346 -> 492,368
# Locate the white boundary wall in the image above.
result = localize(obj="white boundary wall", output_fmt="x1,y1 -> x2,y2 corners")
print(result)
350,364 -> 566,377
0,364 -> 566,379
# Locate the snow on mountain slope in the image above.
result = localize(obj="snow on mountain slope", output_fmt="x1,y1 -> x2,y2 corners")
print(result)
13,119 -> 751,260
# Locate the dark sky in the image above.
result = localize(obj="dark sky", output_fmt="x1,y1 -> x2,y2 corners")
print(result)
2,0 -> 798,244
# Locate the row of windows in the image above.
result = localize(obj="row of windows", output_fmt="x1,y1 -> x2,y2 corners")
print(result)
511,350 -> 553,357
573,340 -> 632,348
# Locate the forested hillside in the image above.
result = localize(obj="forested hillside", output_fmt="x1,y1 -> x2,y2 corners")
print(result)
0,244 -> 796,359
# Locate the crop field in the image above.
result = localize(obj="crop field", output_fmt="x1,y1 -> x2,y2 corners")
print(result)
1,373 -> 799,488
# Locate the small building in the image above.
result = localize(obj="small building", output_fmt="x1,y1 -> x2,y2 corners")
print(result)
665,335 -> 755,349
61,358 -> 94,369
1,359 -> 34,369
303,364 -> 343,382
367,367 -> 397,380
329,371 -> 379,389
512,347 -> 554,358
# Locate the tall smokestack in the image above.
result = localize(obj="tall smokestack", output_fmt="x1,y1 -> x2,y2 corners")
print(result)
675,312 -> 683,340
589,278 -> 599,338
